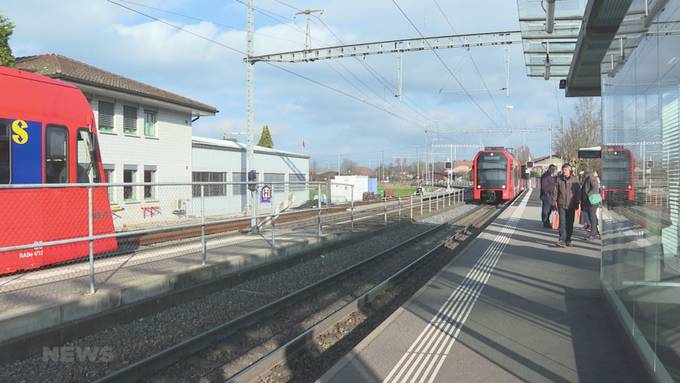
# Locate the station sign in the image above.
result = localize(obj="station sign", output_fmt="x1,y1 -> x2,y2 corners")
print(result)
260,184 -> 272,203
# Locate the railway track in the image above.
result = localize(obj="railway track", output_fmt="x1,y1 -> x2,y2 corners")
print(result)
94,200 -> 501,383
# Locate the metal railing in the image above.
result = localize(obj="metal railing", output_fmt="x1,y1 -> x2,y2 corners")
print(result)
0,180 -> 466,294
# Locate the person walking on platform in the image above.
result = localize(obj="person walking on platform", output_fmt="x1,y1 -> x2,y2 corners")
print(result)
553,163 -> 581,247
540,165 -> 557,228
582,170 -> 601,241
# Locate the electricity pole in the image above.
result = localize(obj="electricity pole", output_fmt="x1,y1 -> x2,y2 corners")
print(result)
246,0 -> 256,233
295,9 -> 324,50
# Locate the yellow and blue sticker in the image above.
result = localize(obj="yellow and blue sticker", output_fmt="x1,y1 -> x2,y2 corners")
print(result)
3,118 -> 43,184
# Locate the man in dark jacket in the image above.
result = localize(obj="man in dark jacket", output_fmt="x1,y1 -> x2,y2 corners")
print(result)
540,165 -> 557,228
553,163 -> 581,247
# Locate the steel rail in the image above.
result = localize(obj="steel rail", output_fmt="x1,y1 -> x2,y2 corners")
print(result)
93,205 -> 478,383
225,204 -> 504,383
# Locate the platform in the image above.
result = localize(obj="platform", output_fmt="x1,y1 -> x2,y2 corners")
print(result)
320,189 -> 647,383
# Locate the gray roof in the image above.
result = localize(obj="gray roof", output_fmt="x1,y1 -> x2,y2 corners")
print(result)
15,54 -> 218,114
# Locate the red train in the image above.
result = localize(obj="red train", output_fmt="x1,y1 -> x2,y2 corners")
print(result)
601,146 -> 635,203
472,147 -> 523,203
0,66 -> 117,274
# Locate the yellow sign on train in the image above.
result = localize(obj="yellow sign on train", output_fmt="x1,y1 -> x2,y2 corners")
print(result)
11,119 -> 28,145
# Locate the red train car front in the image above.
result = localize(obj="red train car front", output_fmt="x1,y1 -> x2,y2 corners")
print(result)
472,147 -> 523,203
601,147 -> 635,203
0,66 -> 117,274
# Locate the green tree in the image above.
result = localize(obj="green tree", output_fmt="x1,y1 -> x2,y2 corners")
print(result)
257,125 -> 274,148
0,15 -> 14,67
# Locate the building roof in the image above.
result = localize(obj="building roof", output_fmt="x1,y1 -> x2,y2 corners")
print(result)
192,136 -> 309,159
533,154 -> 564,163
15,54 -> 218,115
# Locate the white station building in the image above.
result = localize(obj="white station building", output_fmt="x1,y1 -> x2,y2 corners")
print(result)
16,54 -> 309,227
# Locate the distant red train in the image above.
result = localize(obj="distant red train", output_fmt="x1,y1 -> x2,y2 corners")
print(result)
601,146 -> 635,203
0,66 -> 117,274
472,147 -> 523,203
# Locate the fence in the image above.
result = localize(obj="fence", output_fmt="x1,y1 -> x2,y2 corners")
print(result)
0,180 -> 466,295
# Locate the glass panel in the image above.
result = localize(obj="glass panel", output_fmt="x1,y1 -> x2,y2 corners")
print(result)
45,125 -> 68,183
124,168 -> 136,200
232,172 -> 246,196
76,129 -> 100,183
264,173 -> 285,192
601,2 -> 680,379
144,110 -> 156,137
0,121 -> 9,184
144,169 -> 155,199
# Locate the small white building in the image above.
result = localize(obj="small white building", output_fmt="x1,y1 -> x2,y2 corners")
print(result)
16,54 -> 218,228
331,175 -> 369,203
191,137 -> 310,216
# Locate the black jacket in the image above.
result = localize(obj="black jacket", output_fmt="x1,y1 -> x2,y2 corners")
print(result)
554,174 -> 581,210
540,171 -> 556,198
581,175 -> 600,207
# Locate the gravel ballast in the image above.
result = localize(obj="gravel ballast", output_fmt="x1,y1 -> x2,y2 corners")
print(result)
1,207 -> 467,383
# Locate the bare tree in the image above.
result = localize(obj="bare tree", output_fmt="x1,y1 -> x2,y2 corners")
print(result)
553,98 -> 602,164
514,145 -> 532,163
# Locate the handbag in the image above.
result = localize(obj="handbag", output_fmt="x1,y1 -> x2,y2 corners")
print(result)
588,193 -> 603,206
552,211 -> 560,230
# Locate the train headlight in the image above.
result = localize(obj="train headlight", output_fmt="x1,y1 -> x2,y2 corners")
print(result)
628,185 -> 632,189
502,185 -> 506,189
477,185 -> 481,189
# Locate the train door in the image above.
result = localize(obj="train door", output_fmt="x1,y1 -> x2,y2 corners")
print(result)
0,117 -> 46,271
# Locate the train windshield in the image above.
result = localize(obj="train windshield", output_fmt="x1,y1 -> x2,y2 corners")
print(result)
477,152 -> 507,189
0,121 -> 8,184
77,129 -> 100,183
602,151 -> 631,189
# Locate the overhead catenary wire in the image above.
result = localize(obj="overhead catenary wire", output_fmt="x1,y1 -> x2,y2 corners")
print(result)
432,0 -> 507,128
264,0 -> 431,122
237,0 -> 427,124
105,0 -> 425,127
391,0 -> 504,130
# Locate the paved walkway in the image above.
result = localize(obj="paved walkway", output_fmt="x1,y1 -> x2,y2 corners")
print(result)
320,189 -> 647,383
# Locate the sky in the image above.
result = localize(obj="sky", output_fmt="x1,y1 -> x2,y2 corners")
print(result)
1,0 -> 579,168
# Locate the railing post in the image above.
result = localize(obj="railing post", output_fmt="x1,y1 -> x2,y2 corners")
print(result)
317,183 -> 322,237
429,191 -> 432,213
420,193 -> 423,216
410,194 -> 413,220
201,184 -> 206,265
88,186 -> 95,294
271,211 -> 276,247
384,197 -> 387,225
350,185 -> 355,231
398,197 -> 402,219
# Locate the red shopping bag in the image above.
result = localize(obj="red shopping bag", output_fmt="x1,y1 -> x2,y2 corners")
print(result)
552,211 -> 560,230
575,207 -> 581,222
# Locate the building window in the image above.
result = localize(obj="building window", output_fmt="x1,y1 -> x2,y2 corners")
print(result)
104,164 -> 115,203
232,172 -> 246,196
0,121 -> 9,184
144,110 -> 157,138
123,106 -> 138,135
124,166 -> 137,201
45,125 -> 68,183
144,167 -> 157,200
192,171 -> 226,197
264,173 -> 285,192
289,173 -> 306,191
76,129 -> 101,183
98,101 -> 114,132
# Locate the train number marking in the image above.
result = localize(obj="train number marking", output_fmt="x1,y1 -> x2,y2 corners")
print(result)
11,119 -> 29,145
